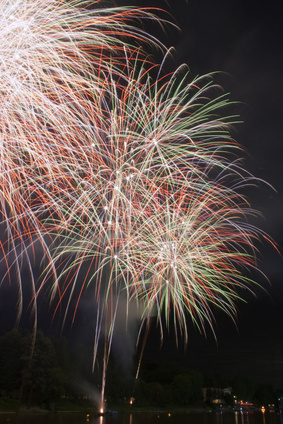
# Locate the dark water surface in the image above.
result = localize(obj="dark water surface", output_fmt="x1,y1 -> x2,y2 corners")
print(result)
0,411 -> 282,424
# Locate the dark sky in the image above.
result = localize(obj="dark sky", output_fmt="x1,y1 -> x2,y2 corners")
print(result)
113,0 -> 283,388
1,0 -> 282,390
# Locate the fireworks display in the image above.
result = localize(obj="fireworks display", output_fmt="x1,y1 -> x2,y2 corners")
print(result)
44,66 -> 265,339
0,0 -> 159,319
0,0 -> 274,409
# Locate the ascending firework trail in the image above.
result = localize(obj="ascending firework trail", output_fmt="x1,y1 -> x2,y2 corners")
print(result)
0,0 -> 275,412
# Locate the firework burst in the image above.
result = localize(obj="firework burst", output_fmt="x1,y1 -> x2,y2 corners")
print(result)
0,0 -> 162,319
0,0 -> 274,409
38,60 -> 272,358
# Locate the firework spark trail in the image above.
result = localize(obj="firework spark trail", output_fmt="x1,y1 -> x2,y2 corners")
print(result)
38,60 -> 273,367
0,0 -> 163,316
0,0 -> 162,201
0,0 -> 275,410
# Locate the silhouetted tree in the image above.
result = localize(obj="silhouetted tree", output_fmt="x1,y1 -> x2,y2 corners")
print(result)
172,371 -> 203,405
232,376 -> 255,402
0,329 -> 28,396
20,331 -> 62,406
254,383 -> 275,406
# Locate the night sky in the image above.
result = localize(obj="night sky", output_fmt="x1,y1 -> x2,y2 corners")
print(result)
1,0 -> 282,390
114,0 -> 283,388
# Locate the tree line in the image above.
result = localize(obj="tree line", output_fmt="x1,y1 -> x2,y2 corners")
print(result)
0,329 -> 279,410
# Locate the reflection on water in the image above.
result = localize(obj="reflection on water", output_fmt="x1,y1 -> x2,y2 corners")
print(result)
0,410 -> 282,424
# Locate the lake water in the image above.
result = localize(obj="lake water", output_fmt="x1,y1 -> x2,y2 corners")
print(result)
0,411 -> 282,424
